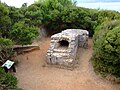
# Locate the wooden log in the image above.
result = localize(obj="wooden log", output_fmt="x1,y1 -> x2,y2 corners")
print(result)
13,44 -> 40,54
13,44 -> 39,49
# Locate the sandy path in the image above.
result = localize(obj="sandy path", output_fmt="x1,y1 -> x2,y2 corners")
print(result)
15,38 -> 120,90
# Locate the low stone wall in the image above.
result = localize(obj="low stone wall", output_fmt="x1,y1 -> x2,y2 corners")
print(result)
46,29 -> 89,67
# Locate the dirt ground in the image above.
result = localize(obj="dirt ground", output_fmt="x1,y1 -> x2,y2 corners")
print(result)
15,38 -> 120,90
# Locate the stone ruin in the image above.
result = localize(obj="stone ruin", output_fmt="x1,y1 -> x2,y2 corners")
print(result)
46,29 -> 89,67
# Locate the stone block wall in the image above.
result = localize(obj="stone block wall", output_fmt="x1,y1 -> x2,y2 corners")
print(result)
46,29 -> 89,67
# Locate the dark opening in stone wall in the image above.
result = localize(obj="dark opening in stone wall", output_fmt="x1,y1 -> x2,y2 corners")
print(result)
58,40 -> 69,49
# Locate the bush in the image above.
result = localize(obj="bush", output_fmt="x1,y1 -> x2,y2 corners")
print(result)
0,67 -> 22,90
10,21 -> 39,45
92,22 -> 120,78
0,38 -> 14,63
93,20 -> 120,43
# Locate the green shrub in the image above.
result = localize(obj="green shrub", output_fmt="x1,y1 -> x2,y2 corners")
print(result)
10,21 -> 39,45
0,67 -> 22,90
93,20 -> 120,43
92,23 -> 120,78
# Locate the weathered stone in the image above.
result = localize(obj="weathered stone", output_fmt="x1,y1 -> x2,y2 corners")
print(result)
46,29 -> 89,67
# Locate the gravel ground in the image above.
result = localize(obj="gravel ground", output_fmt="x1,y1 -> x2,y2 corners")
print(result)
15,38 -> 120,90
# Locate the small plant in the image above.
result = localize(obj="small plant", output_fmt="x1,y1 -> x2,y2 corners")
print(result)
0,67 -> 22,90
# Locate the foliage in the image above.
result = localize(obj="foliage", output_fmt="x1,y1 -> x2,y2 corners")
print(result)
94,20 -> 120,42
10,21 -> 39,45
8,6 -> 24,25
0,67 -> 22,90
92,20 -> 120,78
97,10 -> 120,24
33,0 -> 97,36
0,38 -> 14,63
22,4 -> 42,26
0,2 -> 11,37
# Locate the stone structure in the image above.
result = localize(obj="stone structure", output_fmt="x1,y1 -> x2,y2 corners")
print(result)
46,29 -> 89,67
